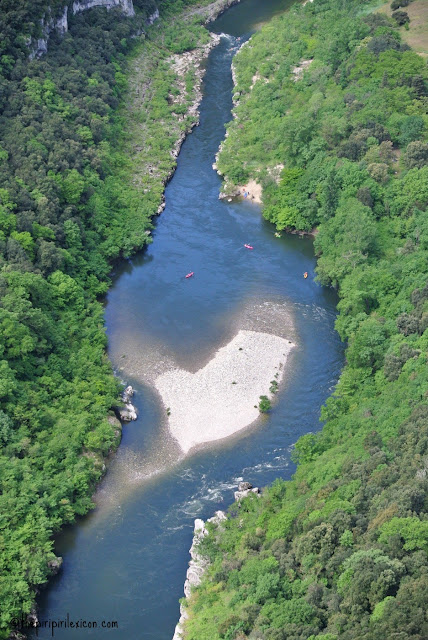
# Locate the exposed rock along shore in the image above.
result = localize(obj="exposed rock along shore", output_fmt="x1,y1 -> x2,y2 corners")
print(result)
213,39 -> 257,201
155,0 -> 244,214
172,512 -> 227,640
118,385 -> 138,422
234,480 -> 260,501
156,31 -> 222,215
173,482 -> 259,640
201,0 -> 242,25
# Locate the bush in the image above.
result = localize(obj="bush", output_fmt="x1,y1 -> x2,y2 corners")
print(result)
391,0 -> 409,9
368,34 -> 400,55
396,312 -> 419,336
392,10 -> 410,26
404,141 -> 428,169
258,396 -> 272,413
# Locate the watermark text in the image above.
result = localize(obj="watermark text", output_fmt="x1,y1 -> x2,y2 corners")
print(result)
11,613 -> 118,637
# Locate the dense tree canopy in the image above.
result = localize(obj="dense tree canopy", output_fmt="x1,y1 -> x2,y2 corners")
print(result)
0,0 -> 223,636
182,1 -> 428,638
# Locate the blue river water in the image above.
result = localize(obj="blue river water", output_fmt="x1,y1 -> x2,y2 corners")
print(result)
30,1 -> 344,638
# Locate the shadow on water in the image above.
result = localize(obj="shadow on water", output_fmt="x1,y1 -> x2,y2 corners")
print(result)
30,1 -> 344,638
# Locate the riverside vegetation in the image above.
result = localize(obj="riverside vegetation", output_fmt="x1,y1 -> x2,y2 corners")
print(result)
0,0 -> 230,635
180,0 -> 428,639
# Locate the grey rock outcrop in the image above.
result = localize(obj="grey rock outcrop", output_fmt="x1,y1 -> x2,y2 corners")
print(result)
29,0 -> 138,58
48,556 -> 63,575
173,511 -> 226,640
119,404 -> 138,421
201,0 -> 242,25
29,6 -> 69,59
27,607 -> 39,628
118,385 -> 138,421
122,385 -> 134,403
72,0 -> 135,17
146,8 -> 160,25
234,481 -> 260,501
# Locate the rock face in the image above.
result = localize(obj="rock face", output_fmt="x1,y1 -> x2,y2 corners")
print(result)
146,8 -> 160,25
119,404 -> 137,421
72,0 -> 135,17
234,480 -> 260,501
173,511 -> 226,640
47,556 -> 63,575
201,0 -> 242,25
29,0 -> 139,58
122,385 -> 134,404
173,480 -> 260,639
29,6 -> 69,59
27,607 -> 39,629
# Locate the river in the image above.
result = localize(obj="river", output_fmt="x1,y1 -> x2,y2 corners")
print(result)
30,1 -> 344,638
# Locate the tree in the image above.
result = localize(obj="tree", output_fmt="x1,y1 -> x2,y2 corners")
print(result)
392,11 -> 410,26
259,396 -> 271,413
379,517 -> 428,553
391,0 -> 409,9
346,317 -> 388,370
315,199 -> 377,287
398,116 -> 425,147
404,141 -> 428,169
0,410 -> 13,444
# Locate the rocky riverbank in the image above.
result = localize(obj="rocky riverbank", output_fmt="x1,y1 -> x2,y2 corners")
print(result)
128,0 -> 242,216
155,31 -> 222,215
152,1 -> 244,214
117,385 -> 138,422
173,482 -> 259,640
172,511 -> 227,640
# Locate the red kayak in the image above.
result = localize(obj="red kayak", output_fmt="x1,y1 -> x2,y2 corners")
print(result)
244,244 -> 254,250
185,272 -> 194,278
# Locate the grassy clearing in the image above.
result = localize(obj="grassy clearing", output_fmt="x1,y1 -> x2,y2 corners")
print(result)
376,0 -> 428,57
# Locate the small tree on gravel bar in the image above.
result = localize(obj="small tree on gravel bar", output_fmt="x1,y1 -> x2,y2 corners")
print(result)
258,396 -> 271,413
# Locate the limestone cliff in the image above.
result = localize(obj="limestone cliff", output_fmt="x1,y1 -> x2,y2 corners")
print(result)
72,0 -> 135,18
29,0 -> 144,59
29,6 -> 69,59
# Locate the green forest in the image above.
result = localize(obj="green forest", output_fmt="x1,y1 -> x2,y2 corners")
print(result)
0,0 -> 222,635
1,0 -> 427,637
181,0 -> 428,638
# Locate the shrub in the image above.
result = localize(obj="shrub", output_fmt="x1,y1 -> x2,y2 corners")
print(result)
396,312 -> 419,336
392,10 -> 410,26
391,0 -> 409,9
404,141 -> 428,169
258,396 -> 271,413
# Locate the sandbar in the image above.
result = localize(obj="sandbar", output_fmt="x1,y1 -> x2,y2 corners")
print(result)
155,330 -> 294,453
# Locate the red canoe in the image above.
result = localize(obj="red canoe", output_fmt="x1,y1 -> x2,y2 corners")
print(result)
244,244 -> 254,249
185,272 -> 194,278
